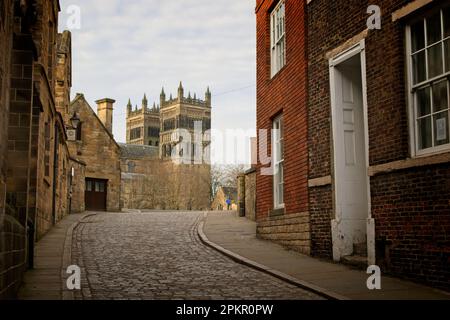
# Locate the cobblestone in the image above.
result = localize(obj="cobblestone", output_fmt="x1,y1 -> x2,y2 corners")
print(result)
71,211 -> 323,300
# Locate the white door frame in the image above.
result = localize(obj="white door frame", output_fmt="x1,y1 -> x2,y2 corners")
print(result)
329,39 -> 375,265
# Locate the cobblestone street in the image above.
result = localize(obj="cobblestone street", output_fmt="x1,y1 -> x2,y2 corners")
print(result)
70,212 -> 322,300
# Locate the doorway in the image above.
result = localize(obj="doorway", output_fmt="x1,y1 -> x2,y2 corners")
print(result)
85,178 -> 107,211
329,42 -> 373,264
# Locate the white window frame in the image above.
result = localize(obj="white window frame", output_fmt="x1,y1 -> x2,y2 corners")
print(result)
270,0 -> 286,78
273,115 -> 284,210
406,7 -> 450,157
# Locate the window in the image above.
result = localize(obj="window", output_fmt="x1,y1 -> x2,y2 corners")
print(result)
273,115 -> 284,209
44,120 -> 51,177
130,127 -> 142,140
148,127 -> 160,137
127,162 -> 136,173
408,7 -> 450,155
76,122 -> 83,141
270,1 -> 286,77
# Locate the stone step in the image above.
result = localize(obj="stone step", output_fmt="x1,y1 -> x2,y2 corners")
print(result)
341,255 -> 368,270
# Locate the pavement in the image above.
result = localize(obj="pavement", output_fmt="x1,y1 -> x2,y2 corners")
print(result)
17,212 -> 94,300
202,211 -> 450,300
17,211 -> 323,300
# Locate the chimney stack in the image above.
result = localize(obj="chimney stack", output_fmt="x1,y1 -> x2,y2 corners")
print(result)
96,98 -> 115,135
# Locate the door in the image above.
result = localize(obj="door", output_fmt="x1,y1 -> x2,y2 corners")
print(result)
85,178 -> 107,211
331,53 -> 369,260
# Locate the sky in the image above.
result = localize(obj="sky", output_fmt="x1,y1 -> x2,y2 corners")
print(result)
58,0 -> 257,164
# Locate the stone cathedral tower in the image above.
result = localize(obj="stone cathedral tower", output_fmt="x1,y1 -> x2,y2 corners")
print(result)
126,94 -> 161,146
125,83 -> 212,161
160,82 -> 212,162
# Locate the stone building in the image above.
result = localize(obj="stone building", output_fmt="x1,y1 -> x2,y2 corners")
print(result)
0,0 -> 75,298
68,94 -> 121,212
121,83 -> 212,211
306,0 -> 449,290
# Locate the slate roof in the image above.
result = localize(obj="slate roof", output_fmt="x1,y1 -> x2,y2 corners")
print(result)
119,143 -> 159,159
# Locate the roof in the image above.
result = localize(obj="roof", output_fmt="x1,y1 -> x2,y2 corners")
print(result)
221,187 -> 238,202
119,143 -> 159,159
70,93 -> 121,151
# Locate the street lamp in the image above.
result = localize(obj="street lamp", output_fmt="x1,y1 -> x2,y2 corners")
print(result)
70,112 -> 80,129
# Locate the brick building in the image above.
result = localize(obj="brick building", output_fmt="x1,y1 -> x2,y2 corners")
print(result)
307,0 -> 449,289
0,0 -> 74,298
255,0 -> 310,254
255,0 -> 449,290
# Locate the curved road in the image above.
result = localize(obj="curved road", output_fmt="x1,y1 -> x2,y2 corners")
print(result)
71,211 -> 323,300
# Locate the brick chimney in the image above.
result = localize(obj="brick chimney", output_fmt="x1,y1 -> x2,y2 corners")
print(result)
96,98 -> 115,135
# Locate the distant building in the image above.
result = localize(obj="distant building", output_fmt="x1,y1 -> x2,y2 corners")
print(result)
121,83 -> 212,211
212,187 -> 238,211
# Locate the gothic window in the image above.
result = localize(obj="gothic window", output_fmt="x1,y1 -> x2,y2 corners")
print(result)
148,127 -> 160,137
163,118 -> 176,131
130,127 -> 142,140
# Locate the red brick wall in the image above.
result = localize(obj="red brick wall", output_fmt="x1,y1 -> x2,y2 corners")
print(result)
371,165 -> 450,290
256,0 -> 308,216
307,0 -> 450,288
256,0 -> 309,253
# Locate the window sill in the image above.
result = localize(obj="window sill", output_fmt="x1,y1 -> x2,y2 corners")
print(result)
368,151 -> 450,176
270,207 -> 285,217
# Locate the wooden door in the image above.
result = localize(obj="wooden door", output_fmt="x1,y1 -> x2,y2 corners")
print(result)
85,178 -> 107,211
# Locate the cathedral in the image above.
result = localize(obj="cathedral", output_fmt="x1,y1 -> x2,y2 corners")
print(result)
120,83 -> 212,210
126,82 -> 212,162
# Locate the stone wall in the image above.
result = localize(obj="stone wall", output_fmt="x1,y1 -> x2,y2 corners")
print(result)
0,0 -> 17,299
244,170 -> 256,221
69,158 -> 86,214
121,154 -> 211,211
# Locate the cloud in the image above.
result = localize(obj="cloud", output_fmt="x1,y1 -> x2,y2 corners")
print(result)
58,0 -> 256,164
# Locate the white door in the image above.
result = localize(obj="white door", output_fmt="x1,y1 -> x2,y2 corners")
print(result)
331,55 -> 369,260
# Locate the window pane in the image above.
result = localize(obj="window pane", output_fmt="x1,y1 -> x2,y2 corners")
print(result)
427,44 -> 443,78
411,20 -> 425,52
417,86 -> 431,117
86,181 -> 92,192
278,163 -> 284,205
445,39 -> 450,72
432,81 -> 448,113
418,117 -> 433,150
434,111 -> 449,146
412,51 -> 426,84
444,7 -> 450,38
426,13 -> 442,45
